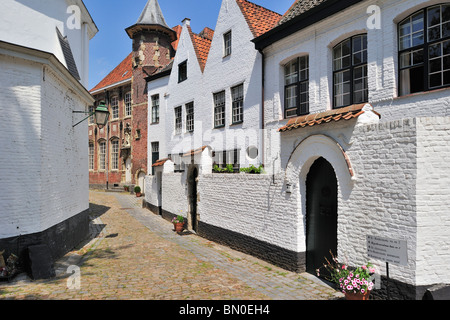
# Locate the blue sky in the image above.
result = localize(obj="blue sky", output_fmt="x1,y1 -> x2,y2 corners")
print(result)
84,0 -> 294,90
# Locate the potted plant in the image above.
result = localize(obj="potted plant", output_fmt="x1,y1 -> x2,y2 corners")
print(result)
316,251 -> 375,300
171,215 -> 185,233
124,185 -> 129,192
134,186 -> 142,197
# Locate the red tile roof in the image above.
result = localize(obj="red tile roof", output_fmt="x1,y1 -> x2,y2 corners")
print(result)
90,53 -> 132,93
236,0 -> 282,38
152,158 -> 170,167
182,146 -> 208,157
278,104 -> 380,132
188,26 -> 213,73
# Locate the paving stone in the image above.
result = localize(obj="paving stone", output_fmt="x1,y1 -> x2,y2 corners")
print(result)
0,191 -> 342,301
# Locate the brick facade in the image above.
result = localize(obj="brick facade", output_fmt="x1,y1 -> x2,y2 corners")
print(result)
89,0 -> 176,190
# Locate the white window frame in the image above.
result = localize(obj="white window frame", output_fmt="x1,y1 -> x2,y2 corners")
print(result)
111,139 -> 119,171
124,92 -> 132,117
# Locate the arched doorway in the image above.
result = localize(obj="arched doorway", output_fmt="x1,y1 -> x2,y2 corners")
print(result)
138,171 -> 146,194
305,157 -> 338,275
188,166 -> 199,232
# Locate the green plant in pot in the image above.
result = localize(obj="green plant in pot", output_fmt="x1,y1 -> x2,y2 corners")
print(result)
134,186 -> 142,197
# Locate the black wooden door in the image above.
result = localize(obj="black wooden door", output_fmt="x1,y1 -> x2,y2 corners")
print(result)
306,157 -> 338,275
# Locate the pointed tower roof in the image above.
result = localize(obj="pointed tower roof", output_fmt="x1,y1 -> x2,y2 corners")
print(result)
125,0 -> 177,41
136,0 -> 170,27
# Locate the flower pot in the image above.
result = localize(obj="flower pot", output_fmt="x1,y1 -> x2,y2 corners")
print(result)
345,291 -> 370,300
174,222 -> 184,233
136,192 -> 142,197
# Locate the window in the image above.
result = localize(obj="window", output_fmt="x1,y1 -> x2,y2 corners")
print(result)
151,94 -> 160,124
151,142 -> 160,175
231,84 -> 244,124
284,56 -> 309,117
178,60 -> 187,82
110,96 -> 119,119
88,106 -> 95,124
111,140 -> 119,170
214,91 -> 226,128
99,141 -> 106,170
333,35 -> 368,108
186,102 -> 194,132
175,106 -> 182,134
224,31 -> 232,57
399,4 -> 450,95
169,153 -> 185,172
213,149 -> 240,171
89,143 -> 94,170
124,92 -> 132,117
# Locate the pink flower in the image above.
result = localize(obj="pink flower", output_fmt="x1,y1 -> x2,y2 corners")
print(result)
362,265 -> 367,270
347,285 -> 353,291
361,289 -> 365,294
342,265 -> 347,270
369,267 -> 376,273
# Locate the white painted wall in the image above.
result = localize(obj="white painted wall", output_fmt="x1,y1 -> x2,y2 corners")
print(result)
0,0 -> 97,87
259,0 -> 450,290
0,45 -> 92,239
159,0 -> 263,168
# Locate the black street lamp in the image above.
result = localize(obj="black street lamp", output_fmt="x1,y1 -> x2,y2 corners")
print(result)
73,101 -> 110,128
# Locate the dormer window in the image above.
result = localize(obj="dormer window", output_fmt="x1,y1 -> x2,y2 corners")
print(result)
178,60 -> 187,83
224,31 -> 232,57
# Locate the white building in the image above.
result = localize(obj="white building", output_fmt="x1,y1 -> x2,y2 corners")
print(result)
145,0 -> 450,300
145,0 -> 281,231
0,0 -> 98,266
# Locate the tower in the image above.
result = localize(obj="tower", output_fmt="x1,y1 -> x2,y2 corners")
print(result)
124,0 -> 176,186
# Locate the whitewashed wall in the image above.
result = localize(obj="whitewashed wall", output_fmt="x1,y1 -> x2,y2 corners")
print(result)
0,0 -> 97,87
0,46 -> 92,239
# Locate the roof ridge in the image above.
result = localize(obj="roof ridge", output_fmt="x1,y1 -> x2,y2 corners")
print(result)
187,25 -> 213,73
235,0 -> 282,38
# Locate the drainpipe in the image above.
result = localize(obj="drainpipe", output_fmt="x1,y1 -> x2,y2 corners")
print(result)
259,49 -> 265,169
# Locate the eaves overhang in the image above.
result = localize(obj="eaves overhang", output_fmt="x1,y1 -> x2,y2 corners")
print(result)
252,0 -> 365,51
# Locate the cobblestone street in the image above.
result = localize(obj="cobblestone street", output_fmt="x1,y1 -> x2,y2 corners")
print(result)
0,191 -> 342,301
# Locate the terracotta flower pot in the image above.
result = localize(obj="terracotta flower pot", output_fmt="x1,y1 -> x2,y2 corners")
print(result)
175,222 -> 184,233
345,291 -> 370,300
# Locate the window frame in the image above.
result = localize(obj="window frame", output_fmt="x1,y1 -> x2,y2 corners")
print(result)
98,140 -> 106,171
284,56 -> 310,118
213,91 -> 226,128
224,31 -> 232,57
89,142 -> 94,171
110,96 -> 119,120
186,102 -> 194,133
178,60 -> 188,83
332,34 -> 368,109
124,92 -> 132,117
231,84 -> 244,124
111,139 -> 120,171
212,149 -> 241,172
175,106 -> 182,135
151,94 -> 160,124
398,4 -> 450,96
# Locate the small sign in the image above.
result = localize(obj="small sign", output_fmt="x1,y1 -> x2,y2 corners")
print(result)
367,235 -> 408,266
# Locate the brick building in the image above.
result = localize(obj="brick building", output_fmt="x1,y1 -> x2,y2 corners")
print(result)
89,0 -> 179,191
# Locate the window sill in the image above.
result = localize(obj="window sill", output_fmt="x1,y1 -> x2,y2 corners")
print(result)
214,125 -> 225,129
395,86 -> 450,101
230,121 -> 243,126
